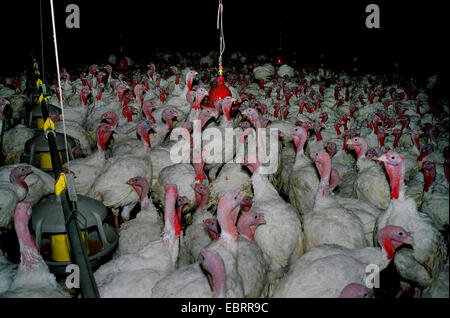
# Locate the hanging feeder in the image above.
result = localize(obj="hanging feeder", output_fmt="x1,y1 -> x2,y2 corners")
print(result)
274,18 -> 284,65
274,54 -> 284,65
29,103 -> 60,129
208,0 -> 232,108
31,194 -> 119,275
116,57 -> 129,71
24,131 -> 76,171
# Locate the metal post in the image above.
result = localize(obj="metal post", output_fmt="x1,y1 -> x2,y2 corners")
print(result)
32,59 -> 99,298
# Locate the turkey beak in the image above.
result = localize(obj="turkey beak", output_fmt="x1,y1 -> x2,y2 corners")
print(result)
346,139 -> 353,146
404,232 -> 414,245
260,217 -> 267,225
375,156 -> 387,162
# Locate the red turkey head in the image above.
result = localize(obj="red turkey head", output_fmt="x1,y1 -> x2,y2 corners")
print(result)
347,137 -> 368,161
377,225 -> 413,259
142,100 -> 156,122
199,108 -> 215,129
339,284 -> 373,298
192,182 -> 210,208
221,96 -> 236,121
422,161 -> 436,192
136,119 -> 155,148
185,70 -> 198,92
10,166 -> 33,193
100,111 -> 118,128
122,105 -> 138,122
417,144 -> 433,162
192,87 -> 209,110
134,84 -> 145,105
81,87 -> 90,106
162,108 -> 177,130
313,121 -> 326,142
96,123 -> 114,151
237,211 -> 266,243
126,176 -> 149,201
376,152 -> 405,199
326,142 -> 337,158
203,218 -> 220,241
217,188 -> 243,241
290,126 -> 308,155
240,196 -> 253,212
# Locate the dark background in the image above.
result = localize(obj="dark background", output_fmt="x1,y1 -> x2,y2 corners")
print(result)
1,0 -> 448,82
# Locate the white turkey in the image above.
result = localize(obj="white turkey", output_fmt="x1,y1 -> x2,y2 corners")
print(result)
274,225 -> 413,298
94,184 -> 181,297
1,200 -> 70,298
375,151 -> 447,289
243,155 -> 304,295
113,176 -> 163,257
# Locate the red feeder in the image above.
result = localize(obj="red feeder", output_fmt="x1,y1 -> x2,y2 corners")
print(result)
208,75 -> 231,108
275,55 -> 283,65
116,58 -> 129,70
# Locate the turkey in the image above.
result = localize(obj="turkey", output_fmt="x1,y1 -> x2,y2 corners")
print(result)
94,184 -> 180,297
274,225 -> 413,298
63,123 -> 114,196
88,120 -> 153,228
152,249 -> 230,298
302,151 -> 367,250
113,176 -> 163,258
287,125 -> 320,216
0,166 -> 33,228
182,183 -> 213,262
375,151 -> 447,289
347,136 -> 391,210
243,155 -> 304,295
1,200 -> 70,298
153,188 -> 245,298
163,70 -> 197,112
236,210 -> 268,297
419,160 -> 449,231
339,283 -> 374,298
1,124 -> 34,165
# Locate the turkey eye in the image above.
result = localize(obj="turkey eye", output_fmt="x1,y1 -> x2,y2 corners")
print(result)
391,156 -> 395,159
399,232 -> 403,236
254,216 -> 258,219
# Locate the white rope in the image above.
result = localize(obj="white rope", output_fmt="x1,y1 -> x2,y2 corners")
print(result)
39,0 -> 45,81
217,0 -> 225,72
49,0 -> 70,168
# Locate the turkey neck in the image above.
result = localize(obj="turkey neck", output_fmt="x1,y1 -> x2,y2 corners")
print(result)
293,148 -> 310,170
385,159 -> 406,200
292,132 -> 308,169
10,173 -> 29,194
217,199 -> 240,248
251,172 -> 280,202
14,214 -> 40,267
195,191 -> 210,211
